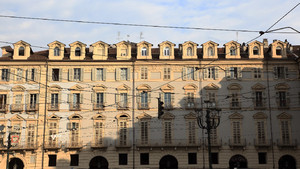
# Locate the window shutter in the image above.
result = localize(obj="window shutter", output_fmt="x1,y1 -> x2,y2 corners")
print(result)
21,69 -> 24,82
25,69 -> 29,81
182,67 -> 187,81
127,93 -> 131,105
80,93 -> 83,104
136,93 -> 141,104
103,92 -> 106,104
91,68 -> 95,81
80,68 -> 84,81
203,68 -> 208,79
115,94 -> 119,106
226,68 -> 230,79
67,94 -> 71,103
58,93 -> 62,104
103,68 -> 106,81
67,123 -> 71,130
36,94 -> 39,105
127,68 -> 131,80
47,93 -> 51,104
287,92 -> 290,106
159,93 -> 164,102
194,67 -> 198,80
275,92 -> 279,106
171,93 -> 175,104
68,68 -> 73,81
91,92 -> 95,103
148,92 -> 151,103
237,67 -> 242,79
252,91 -> 255,105
116,68 -> 120,81
273,67 -> 278,79
59,68 -> 63,81
263,91 -> 267,107
25,93 -> 29,110
48,68 -> 52,82
284,67 -> 288,79
10,69 -> 14,82
34,68 -> 39,82
215,67 -> 219,79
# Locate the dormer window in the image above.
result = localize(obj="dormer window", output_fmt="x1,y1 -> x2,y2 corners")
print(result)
19,46 -> 25,56
121,49 -> 128,56
253,46 -> 259,55
54,47 -> 60,56
230,47 -> 236,56
164,47 -> 170,56
75,47 -> 81,56
208,47 -> 214,56
141,47 -> 147,56
187,47 -> 193,56
276,46 -> 282,55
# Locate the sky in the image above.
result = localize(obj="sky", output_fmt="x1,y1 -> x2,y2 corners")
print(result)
0,0 -> 300,52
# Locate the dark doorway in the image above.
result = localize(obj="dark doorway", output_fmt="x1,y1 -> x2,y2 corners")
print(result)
229,154 -> 248,169
159,155 -> 178,169
278,155 -> 296,169
9,158 -> 24,169
89,156 -> 109,169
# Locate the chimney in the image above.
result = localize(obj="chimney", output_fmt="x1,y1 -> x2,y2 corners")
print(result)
263,39 -> 268,48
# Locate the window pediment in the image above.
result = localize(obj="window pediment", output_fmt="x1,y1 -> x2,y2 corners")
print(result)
277,112 -> 291,119
93,85 -> 107,92
227,83 -> 242,90
160,112 -> 175,119
275,83 -> 289,90
70,84 -> 84,91
68,113 -> 83,120
253,112 -> 267,119
117,84 -> 130,91
183,83 -> 198,91
204,83 -> 219,90
229,112 -> 243,119
10,114 -> 25,121
49,85 -> 62,91
137,112 -> 152,120
160,84 -> 174,92
48,114 -> 60,120
69,41 -> 87,47
116,113 -> 130,120
184,112 -> 197,119
159,41 -> 175,47
137,84 -> 151,91
92,114 -> 106,120
48,40 -> 66,48
251,83 -> 266,90
91,41 -> 109,48
11,85 -> 25,92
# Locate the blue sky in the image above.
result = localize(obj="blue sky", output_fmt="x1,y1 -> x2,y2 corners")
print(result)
0,0 -> 299,52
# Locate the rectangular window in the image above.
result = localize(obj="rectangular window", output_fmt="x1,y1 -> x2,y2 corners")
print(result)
121,49 -> 128,56
257,121 -> 266,144
188,153 -> 197,164
72,93 -> 80,108
188,121 -> 196,144
70,122 -> 79,146
0,126 -> 4,146
274,67 -> 287,79
119,121 -> 127,146
207,92 -> 216,103
1,69 -> 9,81
186,67 -> 195,80
164,92 -> 172,109
70,154 -> 79,166
51,93 -> 59,109
206,67 -> 218,79
29,94 -> 37,109
48,122 -> 57,146
141,67 -> 148,80
52,69 -> 60,81
232,121 -> 241,144
255,91 -> 263,107
141,121 -> 148,144
254,68 -> 262,79
230,67 -> 238,79
186,92 -> 195,109
119,153 -> 128,165
120,68 -> 128,80
0,94 -> 7,111
211,153 -> 219,164
74,68 -> 81,81
119,93 -> 128,109
48,155 -> 57,166
96,68 -> 104,81
164,68 -> 171,80
210,128 -> 218,145
281,120 -> 290,144
94,122 -> 103,145
16,68 -> 23,81
140,92 -> 148,109
27,124 -> 35,147
278,91 -> 287,108
140,153 -> 149,165
231,92 -> 240,108
164,121 -> 172,144
96,93 -> 104,104
30,68 -> 35,81
258,152 -> 267,164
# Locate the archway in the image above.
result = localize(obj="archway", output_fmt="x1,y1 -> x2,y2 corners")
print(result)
9,158 -> 24,169
89,156 -> 109,169
159,155 -> 178,169
278,155 -> 296,169
229,154 -> 247,169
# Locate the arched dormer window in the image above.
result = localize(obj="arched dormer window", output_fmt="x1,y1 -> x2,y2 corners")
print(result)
208,47 -> 214,56
253,46 -> 259,55
276,46 -> 282,55
187,47 -> 193,56
19,46 -> 25,56
164,47 -> 170,56
75,47 -> 81,56
230,46 -> 236,56
141,47 -> 147,56
54,47 -> 60,56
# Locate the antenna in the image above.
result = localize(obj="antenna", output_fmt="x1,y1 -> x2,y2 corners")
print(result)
140,32 -> 144,40
127,34 -> 130,42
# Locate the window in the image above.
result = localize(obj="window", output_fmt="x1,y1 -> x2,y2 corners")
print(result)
29,94 -> 37,109
230,46 -> 236,56
52,69 -> 60,81
120,68 -> 129,80
75,47 -> 81,56
19,46 -> 25,56
50,93 -> 59,110
257,121 -> 266,144
119,121 -> 127,146
231,92 -> 240,109
27,124 -> 35,147
210,128 -> 218,145
121,49 -> 128,56
16,68 -> 23,81
232,121 -> 241,144
276,91 -> 289,108
254,91 -> 263,108
188,121 -> 196,144
187,47 -> 193,56
229,67 -> 239,79
48,155 -> 57,166
119,154 -> 128,165
183,67 -> 197,80
164,47 -> 170,56
96,93 -> 104,109
72,93 -> 81,110
211,153 -> 219,164
141,67 -> 148,80
164,92 -> 172,109
0,94 -> 7,111
258,152 -> 267,164
280,120 -> 290,144
74,68 -> 81,81
187,67 -> 195,80
140,121 -> 148,144
164,121 -> 172,144
140,153 -> 149,165
163,68 -> 171,80
96,68 -> 104,81
139,92 -> 149,109
1,69 -> 10,81
15,94 -> 22,105
276,46 -> 282,55
69,122 -> 80,146
186,92 -> 195,109
11,123 -> 21,144
254,68 -> 262,79
208,47 -> 214,56
118,93 -> 128,109
94,121 -> 103,145
54,47 -> 60,56
204,67 -> 218,79
70,154 -> 79,166
274,66 -> 288,79
141,47 -> 147,56
253,46 -> 259,55
207,92 -> 216,103
0,128 -> 4,146
188,153 -> 197,164
48,122 -> 57,146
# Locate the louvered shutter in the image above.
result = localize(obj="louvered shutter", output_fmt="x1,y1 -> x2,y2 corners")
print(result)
91,68 -> 96,81
67,123 -> 71,130
148,92 -> 151,104
275,92 -> 279,106
252,91 -> 255,106
10,69 -> 14,82
203,68 -> 208,79
103,92 -> 106,104
215,67 -> 219,79
25,69 -> 29,81
127,68 -> 131,80
226,68 -> 230,79
91,92 -> 95,103
171,93 -> 175,106
182,67 -> 187,81
80,68 -> 84,81
25,93 -> 30,111
237,67 -> 242,79
286,92 -> 290,107
48,68 -> 52,82
59,68 -> 63,81
80,93 -> 83,104
273,67 -> 278,79
136,92 -> 141,105
284,67 -> 288,79
34,68 -> 39,82
58,93 -> 62,105
116,68 -> 120,81
68,68 -> 73,81
115,94 -> 119,107
262,91 -> 267,107
193,67 -> 198,80
103,68 -> 106,81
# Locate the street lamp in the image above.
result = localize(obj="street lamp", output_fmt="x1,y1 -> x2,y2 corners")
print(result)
0,125 -> 12,169
195,100 -> 221,169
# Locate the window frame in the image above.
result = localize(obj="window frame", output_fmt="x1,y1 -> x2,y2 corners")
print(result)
54,47 -> 60,56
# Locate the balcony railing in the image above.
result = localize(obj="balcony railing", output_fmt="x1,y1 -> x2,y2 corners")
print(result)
44,141 -> 61,150
205,138 -> 222,148
0,143 -> 38,150
48,104 -> 59,111
66,141 -> 83,149
69,103 -> 81,111
0,104 -> 8,113
10,104 -> 24,112
230,102 -> 241,110
229,138 -> 246,149
277,139 -> 297,148
91,140 -> 108,149
26,104 -> 39,112
278,102 -> 290,109
117,103 -> 129,110
136,139 -> 202,148
185,101 -> 195,109
137,103 -> 149,110
93,103 -> 104,110
115,139 -> 131,148
254,139 -> 271,148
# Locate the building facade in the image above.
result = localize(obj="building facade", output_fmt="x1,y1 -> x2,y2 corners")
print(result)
0,39 -> 299,169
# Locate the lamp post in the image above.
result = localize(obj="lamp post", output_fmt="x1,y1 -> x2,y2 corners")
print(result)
195,100 -> 221,169
0,125 -> 12,169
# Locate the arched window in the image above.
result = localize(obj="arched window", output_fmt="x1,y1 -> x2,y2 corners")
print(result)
141,47 -> 147,56
187,47 -> 193,56
230,46 -> 236,56
276,46 -> 282,55
208,47 -> 214,56
75,47 -> 81,56
19,46 -> 25,56
54,47 -> 60,56
253,46 -> 259,55
164,47 -> 170,56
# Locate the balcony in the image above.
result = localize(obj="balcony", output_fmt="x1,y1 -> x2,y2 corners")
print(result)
26,104 -> 39,112
205,138 -> 222,148
278,102 -> 290,110
90,140 -> 108,149
115,139 -> 131,148
44,141 -> 62,150
0,104 -> 8,113
137,103 -> 149,110
230,102 -> 241,110
277,139 -> 297,149
185,102 -> 195,110
229,138 -> 246,149
66,141 -> 83,149
164,104 -> 173,110
10,104 -> 24,112
254,139 -> 271,148
48,104 -> 59,111
93,103 -> 104,110
0,143 -> 38,151
254,100 -> 266,110
117,103 -> 129,110
69,103 -> 81,111
136,139 -> 202,149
